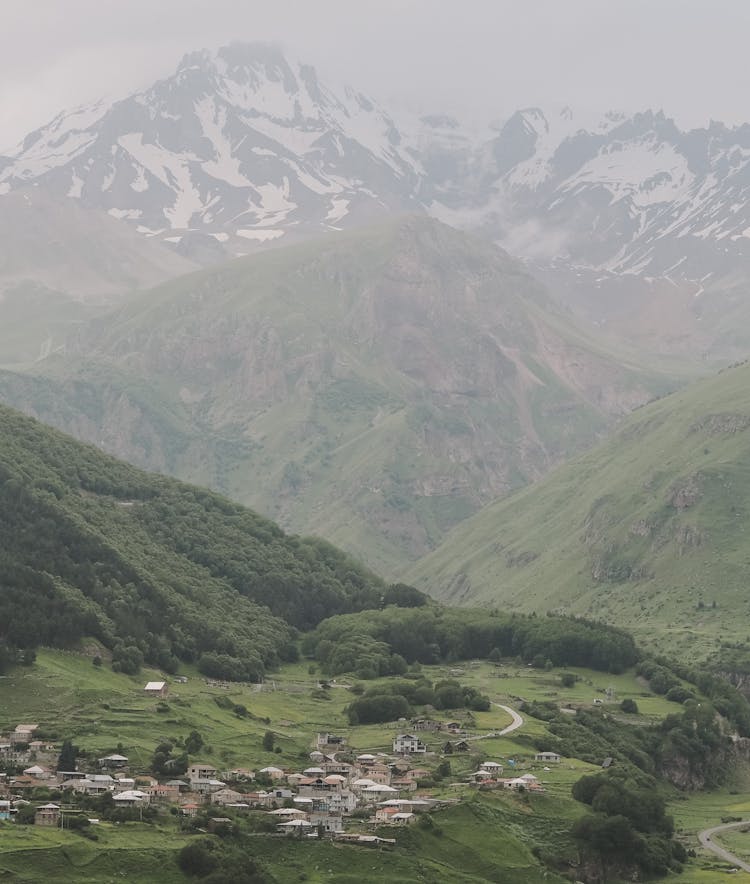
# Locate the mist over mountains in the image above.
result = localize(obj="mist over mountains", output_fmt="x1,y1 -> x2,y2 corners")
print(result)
1,39 -> 749,576
3,42 -> 750,358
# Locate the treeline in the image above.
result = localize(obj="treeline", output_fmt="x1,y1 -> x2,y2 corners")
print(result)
346,677 -> 490,724
303,607 -> 639,676
0,404 -> 386,678
637,656 -> 750,736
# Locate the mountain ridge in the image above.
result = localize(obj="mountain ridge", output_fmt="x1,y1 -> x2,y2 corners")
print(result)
0,398 -> 386,676
4,43 -> 750,355
0,216 -> 678,575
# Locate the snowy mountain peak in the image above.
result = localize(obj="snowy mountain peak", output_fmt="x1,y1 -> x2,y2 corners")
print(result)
3,47 -> 750,289
0,43 -> 423,252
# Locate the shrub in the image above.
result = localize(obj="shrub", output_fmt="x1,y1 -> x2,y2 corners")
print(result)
178,840 -> 218,877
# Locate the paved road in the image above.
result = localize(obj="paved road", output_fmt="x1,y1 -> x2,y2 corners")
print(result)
462,703 -> 524,743
494,703 -> 524,736
698,820 -> 750,872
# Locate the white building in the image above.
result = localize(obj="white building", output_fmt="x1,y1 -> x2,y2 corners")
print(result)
393,734 -> 427,754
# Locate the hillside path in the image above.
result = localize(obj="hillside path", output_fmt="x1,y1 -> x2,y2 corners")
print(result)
461,703 -> 524,743
698,820 -> 750,872
493,703 -> 524,736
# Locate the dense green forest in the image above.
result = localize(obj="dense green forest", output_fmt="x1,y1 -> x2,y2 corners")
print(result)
0,404 -> 384,677
302,606 -> 639,677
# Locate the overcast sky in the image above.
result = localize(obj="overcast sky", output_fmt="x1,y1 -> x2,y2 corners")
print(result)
3,0 -> 750,147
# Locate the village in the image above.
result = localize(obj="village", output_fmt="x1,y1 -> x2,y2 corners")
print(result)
0,678 -> 562,844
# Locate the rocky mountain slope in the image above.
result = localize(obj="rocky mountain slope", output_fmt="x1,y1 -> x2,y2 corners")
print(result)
407,358 -> 750,661
0,217 -> 675,575
435,107 -> 750,357
0,188 -> 197,366
0,186 -> 196,298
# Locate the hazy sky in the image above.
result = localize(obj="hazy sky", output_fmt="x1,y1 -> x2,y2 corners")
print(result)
3,0 -> 750,147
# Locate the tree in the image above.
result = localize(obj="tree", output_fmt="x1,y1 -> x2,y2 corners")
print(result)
177,840 -> 218,877
573,812 -> 643,874
560,672 -> 577,688
57,739 -> 77,771
185,730 -> 204,755
262,731 -> 275,752
436,760 -> 452,780
383,583 -> 428,608
20,649 -> 36,666
620,698 -> 638,714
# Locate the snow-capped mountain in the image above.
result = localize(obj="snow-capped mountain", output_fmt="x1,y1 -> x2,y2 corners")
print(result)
0,43 -> 426,256
435,106 -> 750,286
4,41 -> 750,303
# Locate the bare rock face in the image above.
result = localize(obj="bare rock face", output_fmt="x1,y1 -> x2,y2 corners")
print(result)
659,740 -> 735,792
668,475 -> 703,510
691,413 -> 750,435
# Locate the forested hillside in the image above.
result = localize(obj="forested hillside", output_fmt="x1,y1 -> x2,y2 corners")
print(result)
0,403 -> 383,678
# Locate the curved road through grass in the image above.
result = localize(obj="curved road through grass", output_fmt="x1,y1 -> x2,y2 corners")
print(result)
494,703 -> 524,736
463,703 -> 524,743
698,820 -> 750,873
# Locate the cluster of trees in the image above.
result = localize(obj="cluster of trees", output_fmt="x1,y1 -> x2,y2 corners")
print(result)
539,694 -> 732,793
571,772 -> 686,879
346,677 -> 490,724
637,655 -> 750,737
0,641 -> 35,675
304,607 -> 639,675
0,404 -> 392,680
151,740 -> 188,778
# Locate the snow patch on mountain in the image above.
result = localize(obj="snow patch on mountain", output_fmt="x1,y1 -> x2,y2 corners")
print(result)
4,45 -> 750,287
0,43 -> 423,249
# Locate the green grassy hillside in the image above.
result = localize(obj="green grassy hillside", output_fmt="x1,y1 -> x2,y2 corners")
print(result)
0,216 -> 682,575
0,402 -> 384,676
408,360 -> 750,662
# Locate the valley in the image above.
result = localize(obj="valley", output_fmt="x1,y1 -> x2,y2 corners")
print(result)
3,21 -> 750,884
0,218 -> 680,575
408,359 -> 750,665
